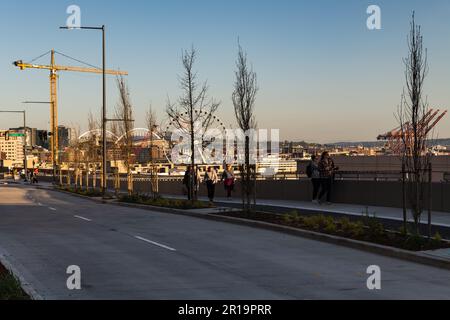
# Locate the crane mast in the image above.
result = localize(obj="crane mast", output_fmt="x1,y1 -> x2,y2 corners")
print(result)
13,49 -> 128,167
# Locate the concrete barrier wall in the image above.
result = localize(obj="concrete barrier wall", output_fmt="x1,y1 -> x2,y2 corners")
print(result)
141,179 -> 450,213
38,174 -> 450,212
331,156 -> 450,182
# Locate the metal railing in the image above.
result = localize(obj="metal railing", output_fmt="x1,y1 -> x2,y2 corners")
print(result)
29,168 -> 450,183
333,170 -> 402,181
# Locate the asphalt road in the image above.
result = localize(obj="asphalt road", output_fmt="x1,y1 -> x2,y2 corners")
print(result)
1,184 -> 450,300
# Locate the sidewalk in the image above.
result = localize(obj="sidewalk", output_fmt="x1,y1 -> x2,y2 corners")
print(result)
163,195 -> 450,228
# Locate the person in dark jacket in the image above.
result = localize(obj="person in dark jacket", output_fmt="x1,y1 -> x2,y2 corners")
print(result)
204,166 -> 219,204
318,151 -> 336,205
183,166 -> 194,200
221,165 -> 235,199
183,165 -> 202,200
309,155 -> 321,204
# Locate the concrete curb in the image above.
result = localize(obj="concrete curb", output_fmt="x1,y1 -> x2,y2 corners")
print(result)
44,186 -> 450,271
37,186 -> 110,204
0,249 -> 44,300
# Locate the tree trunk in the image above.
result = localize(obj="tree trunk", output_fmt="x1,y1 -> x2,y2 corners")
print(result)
428,162 -> 432,239
402,162 -> 407,233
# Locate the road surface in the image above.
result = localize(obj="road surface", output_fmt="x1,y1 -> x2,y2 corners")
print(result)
0,183 -> 450,299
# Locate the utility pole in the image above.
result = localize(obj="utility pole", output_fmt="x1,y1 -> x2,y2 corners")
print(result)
61,25 -> 130,196
102,25 -> 107,195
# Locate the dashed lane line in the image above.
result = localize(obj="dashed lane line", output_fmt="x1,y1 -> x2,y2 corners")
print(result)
134,236 -> 177,252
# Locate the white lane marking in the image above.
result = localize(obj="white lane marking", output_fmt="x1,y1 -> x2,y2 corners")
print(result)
134,236 -> 176,252
49,207 -> 57,211
74,215 -> 92,222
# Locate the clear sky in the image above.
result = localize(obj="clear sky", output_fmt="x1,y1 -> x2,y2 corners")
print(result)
0,0 -> 449,143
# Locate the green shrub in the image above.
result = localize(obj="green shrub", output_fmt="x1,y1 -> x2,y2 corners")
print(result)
351,221 -> 365,237
403,234 -> 427,251
290,211 -> 302,224
324,219 -> 337,233
282,214 -> 292,224
398,225 -> 409,236
303,216 -> 317,230
0,270 -> 29,300
363,214 -> 385,239
430,232 -> 443,247
339,217 -> 352,233
434,231 -> 443,242
119,194 -> 208,210
303,214 -> 331,231
338,217 -> 364,237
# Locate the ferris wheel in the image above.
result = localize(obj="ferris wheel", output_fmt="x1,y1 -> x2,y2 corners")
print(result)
164,110 -> 228,165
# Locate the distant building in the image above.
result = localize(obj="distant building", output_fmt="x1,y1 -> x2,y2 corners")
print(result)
58,126 -> 71,149
8,126 -> 37,147
36,130 -> 50,149
0,130 -> 24,163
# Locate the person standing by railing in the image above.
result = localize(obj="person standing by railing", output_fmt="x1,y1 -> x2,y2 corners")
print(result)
306,155 -> 321,204
222,165 -> 235,199
318,151 -> 336,205
183,165 -> 202,201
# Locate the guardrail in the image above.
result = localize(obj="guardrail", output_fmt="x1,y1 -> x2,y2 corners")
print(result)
334,170 -> 402,181
28,169 -> 450,183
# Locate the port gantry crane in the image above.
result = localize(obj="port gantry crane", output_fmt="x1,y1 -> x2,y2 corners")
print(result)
13,49 -> 128,166
377,108 -> 447,154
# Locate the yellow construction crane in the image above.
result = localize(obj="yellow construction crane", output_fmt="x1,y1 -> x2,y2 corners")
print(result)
13,49 -> 128,165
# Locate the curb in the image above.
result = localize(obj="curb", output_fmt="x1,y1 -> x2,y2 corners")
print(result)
0,250 -> 44,300
44,186 -> 450,271
37,186 -> 110,204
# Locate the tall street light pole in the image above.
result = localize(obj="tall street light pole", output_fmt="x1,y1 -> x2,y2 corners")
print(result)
0,110 -> 27,181
61,25 -> 108,194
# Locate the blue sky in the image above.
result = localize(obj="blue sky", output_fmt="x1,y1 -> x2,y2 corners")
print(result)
0,0 -> 449,143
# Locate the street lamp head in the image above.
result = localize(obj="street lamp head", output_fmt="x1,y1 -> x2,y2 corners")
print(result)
60,26 -> 105,30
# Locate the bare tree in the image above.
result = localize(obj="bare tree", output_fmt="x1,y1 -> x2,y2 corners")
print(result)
68,125 -> 81,191
109,120 -> 121,196
85,111 -> 99,191
146,105 -> 159,198
397,12 -> 431,235
166,47 -> 220,201
232,43 -> 258,212
116,76 -> 135,196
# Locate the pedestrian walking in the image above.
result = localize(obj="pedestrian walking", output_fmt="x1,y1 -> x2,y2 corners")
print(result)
204,166 -> 219,204
33,168 -> 39,184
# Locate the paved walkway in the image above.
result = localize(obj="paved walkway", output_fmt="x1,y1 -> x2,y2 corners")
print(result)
165,195 -> 450,228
